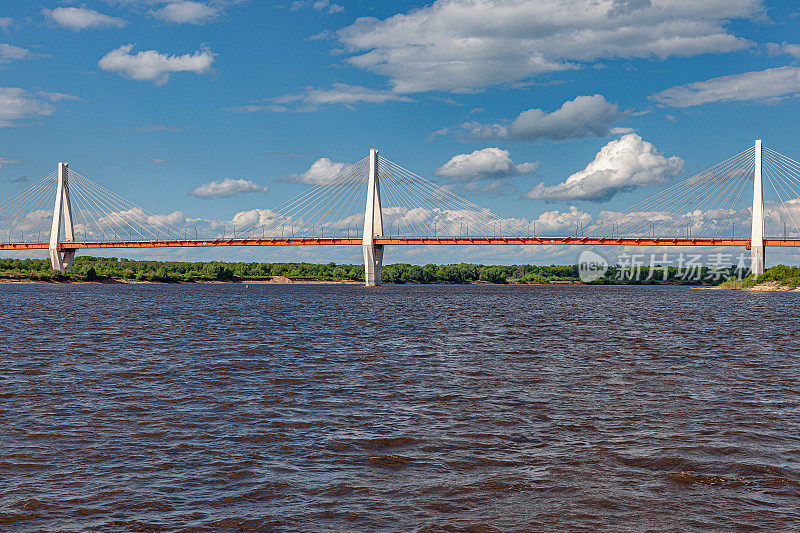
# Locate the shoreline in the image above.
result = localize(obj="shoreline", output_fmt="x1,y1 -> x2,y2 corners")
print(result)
3,273 -> 798,291
710,280 -> 800,292
0,276 -> 715,288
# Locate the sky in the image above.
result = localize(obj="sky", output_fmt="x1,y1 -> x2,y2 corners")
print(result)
3,0 -> 800,266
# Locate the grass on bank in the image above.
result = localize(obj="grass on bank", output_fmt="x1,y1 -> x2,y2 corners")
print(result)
718,265 -> 800,290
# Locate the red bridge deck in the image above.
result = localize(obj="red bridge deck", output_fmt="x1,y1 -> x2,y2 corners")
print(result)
2,236 -> 800,251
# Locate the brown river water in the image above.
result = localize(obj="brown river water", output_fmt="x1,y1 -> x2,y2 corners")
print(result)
1,284 -> 798,531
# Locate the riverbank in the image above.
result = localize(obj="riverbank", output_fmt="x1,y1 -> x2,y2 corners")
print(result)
0,275 -> 707,287
5,257 -> 798,288
0,257 -> 726,286
715,265 -> 800,291
714,280 -> 800,292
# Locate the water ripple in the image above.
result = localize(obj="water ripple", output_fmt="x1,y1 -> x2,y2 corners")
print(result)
1,284 -> 799,530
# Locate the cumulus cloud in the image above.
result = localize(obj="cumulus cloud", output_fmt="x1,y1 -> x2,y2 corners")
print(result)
0,18 -> 12,31
98,44 -> 215,85
650,66 -> 800,107
283,157 -> 346,184
0,43 -> 34,64
189,178 -> 269,199
532,206 -> 593,234
44,7 -> 128,31
525,134 -> 684,202
0,87 -> 56,127
149,1 -> 219,24
291,0 -> 344,14
435,148 -> 538,182
377,205 -> 528,237
460,94 -> 626,141
591,197 -> 800,240
226,83 -> 412,113
87,206 -> 286,241
334,0 -> 759,93
766,42 -> 800,60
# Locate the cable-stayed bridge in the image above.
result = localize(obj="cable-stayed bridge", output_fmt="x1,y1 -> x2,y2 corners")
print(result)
1,140 -> 799,285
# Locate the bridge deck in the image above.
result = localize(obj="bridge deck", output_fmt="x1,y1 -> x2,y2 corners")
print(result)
2,237 -> 800,251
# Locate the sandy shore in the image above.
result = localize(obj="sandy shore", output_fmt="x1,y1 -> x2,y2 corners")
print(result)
711,280 -> 800,292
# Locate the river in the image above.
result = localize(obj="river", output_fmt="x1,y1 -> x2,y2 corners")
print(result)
1,284 -> 798,530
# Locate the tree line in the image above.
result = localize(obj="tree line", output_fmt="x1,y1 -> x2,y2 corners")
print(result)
0,256 -> 753,285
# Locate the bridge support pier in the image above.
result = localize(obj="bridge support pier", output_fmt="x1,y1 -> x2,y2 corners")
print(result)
363,243 -> 384,287
49,162 -> 76,273
362,148 -> 384,286
750,139 -> 765,277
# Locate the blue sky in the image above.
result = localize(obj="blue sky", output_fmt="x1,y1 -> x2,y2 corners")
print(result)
3,0 -> 800,265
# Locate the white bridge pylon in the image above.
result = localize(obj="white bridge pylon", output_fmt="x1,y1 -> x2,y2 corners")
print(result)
751,139 -> 765,276
49,162 -> 76,273
362,148 -> 384,286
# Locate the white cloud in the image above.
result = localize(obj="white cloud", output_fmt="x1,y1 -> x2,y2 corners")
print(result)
525,134 -> 683,202
284,157 -> 346,184
377,205 -> 530,237
226,83 -> 413,112
149,2 -> 219,25
86,206 -> 284,242
226,208 -> 280,228
334,0 -> 760,93
609,126 -> 635,135
650,66 -> 800,107
292,0 -> 344,15
533,205 -> 593,234
0,43 -> 34,63
0,18 -> 12,31
98,44 -> 215,85
460,94 -> 626,141
435,148 -> 538,182
44,7 -> 128,31
150,158 -> 176,165
135,124 -> 182,132
38,91 -> 82,102
0,87 -> 55,127
766,42 -> 800,60
190,178 -> 269,198
589,197 -> 800,240
224,104 -> 288,113
275,84 -> 411,107
426,127 -> 449,143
